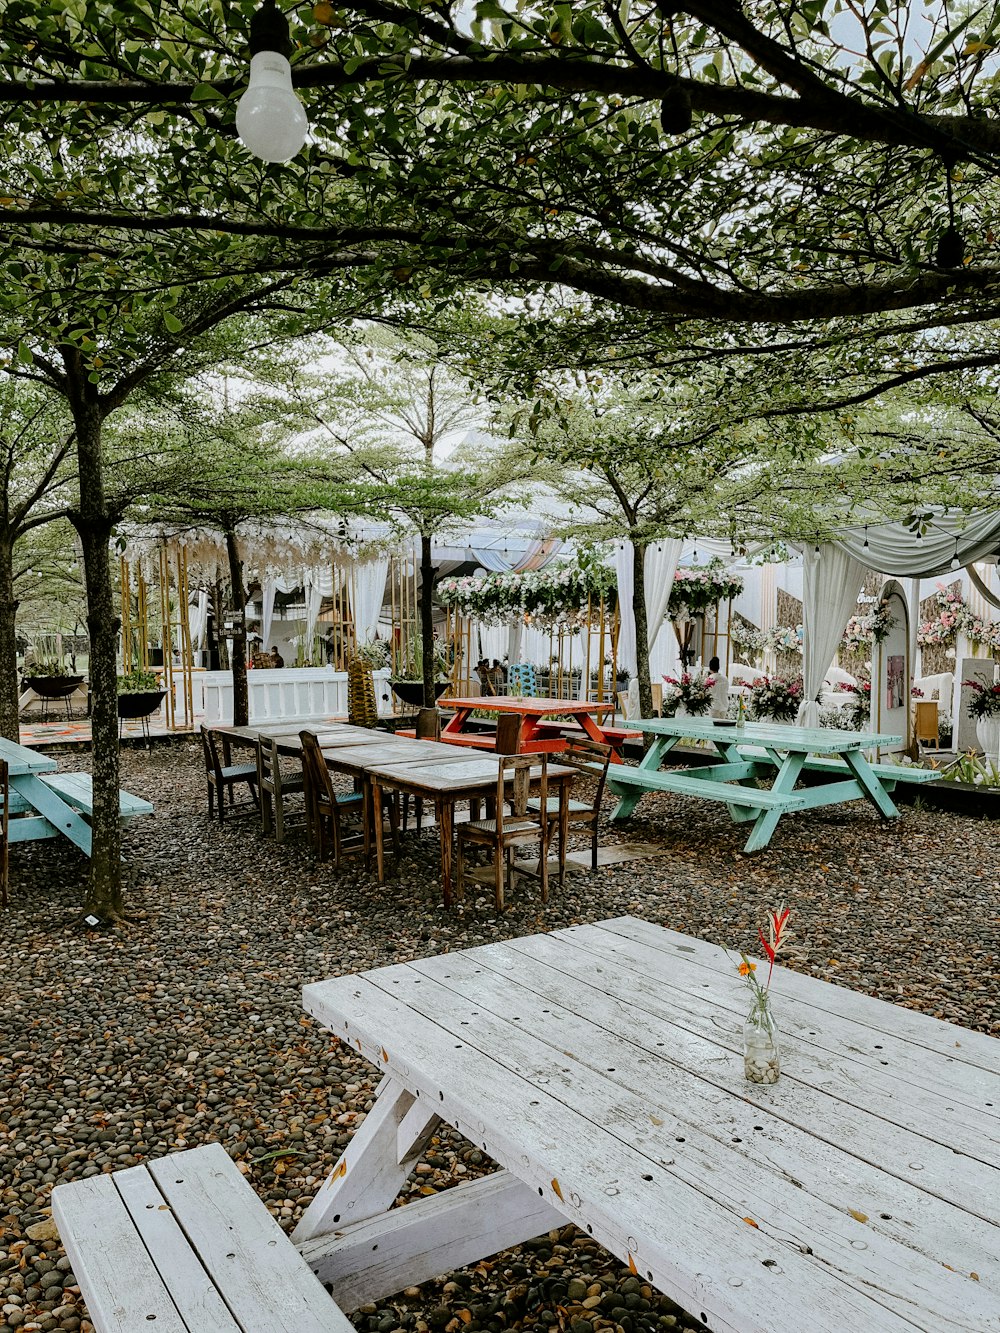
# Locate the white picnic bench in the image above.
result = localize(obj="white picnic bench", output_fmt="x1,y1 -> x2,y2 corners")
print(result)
51,1142 -> 353,1332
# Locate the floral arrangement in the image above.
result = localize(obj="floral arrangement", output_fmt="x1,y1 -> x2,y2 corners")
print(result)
661,668 -> 716,716
835,674 -> 872,727
354,638 -> 390,670
761,624 -> 803,655
738,905 -> 792,1012
910,685 -> 924,698
918,584 -> 967,646
963,674 -> 1000,720
965,617 -> 1000,652
729,618 -> 765,658
747,676 -> 802,722
737,905 -> 791,1085
842,598 -> 895,648
667,559 -> 744,620
436,561 -> 616,628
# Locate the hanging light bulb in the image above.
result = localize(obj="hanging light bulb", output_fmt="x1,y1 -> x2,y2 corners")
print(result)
951,540 -> 961,572
862,526 -> 869,550
236,0 -> 308,163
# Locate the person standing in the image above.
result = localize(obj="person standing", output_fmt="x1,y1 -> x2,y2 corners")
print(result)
708,655 -> 730,718
270,646 -> 284,668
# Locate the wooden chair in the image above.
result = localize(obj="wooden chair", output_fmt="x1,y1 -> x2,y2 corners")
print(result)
456,755 -> 549,911
495,712 -> 522,754
199,725 -> 258,822
300,731 -> 399,868
526,737 -> 612,885
256,736 -> 307,842
402,708 -> 441,832
0,758 -> 8,909
914,699 -> 940,749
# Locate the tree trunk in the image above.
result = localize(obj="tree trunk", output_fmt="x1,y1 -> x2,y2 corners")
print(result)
224,527 -> 249,727
71,398 -> 123,920
420,532 -> 435,707
632,540 -> 654,723
0,533 -> 20,742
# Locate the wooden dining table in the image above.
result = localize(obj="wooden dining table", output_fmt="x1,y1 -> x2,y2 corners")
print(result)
367,753 -> 573,906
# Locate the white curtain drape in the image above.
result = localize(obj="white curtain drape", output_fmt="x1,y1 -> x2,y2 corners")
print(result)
798,544 -> 869,727
834,509 -> 1000,576
471,537 -> 562,572
507,619 -> 524,665
260,578 -> 277,650
614,540 -> 682,679
354,558 -> 389,645
190,591 -> 209,652
477,622 -> 507,661
304,575 -> 324,651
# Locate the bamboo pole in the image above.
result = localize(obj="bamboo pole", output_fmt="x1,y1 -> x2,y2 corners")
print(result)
119,556 -> 132,674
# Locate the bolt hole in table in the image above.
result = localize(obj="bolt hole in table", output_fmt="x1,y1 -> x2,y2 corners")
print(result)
607,718 -> 940,852
295,917 -> 1000,1332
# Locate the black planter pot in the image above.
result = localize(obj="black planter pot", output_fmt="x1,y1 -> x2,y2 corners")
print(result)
117,689 -> 167,719
390,680 -> 450,707
25,675 -> 84,699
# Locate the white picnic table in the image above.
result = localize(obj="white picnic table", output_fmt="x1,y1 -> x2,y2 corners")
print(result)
297,916 -> 1000,1332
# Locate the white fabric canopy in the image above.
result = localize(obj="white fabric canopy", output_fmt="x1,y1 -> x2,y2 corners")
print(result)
354,558 -> 389,645
798,544 -> 868,727
614,540 -> 683,677
834,510 -> 1000,577
471,537 -> 562,573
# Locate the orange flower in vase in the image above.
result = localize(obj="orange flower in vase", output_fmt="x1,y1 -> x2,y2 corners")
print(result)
738,905 -> 791,1085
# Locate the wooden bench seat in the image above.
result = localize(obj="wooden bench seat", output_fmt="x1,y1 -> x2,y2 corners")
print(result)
39,771 -> 153,819
609,766 -> 809,810
532,719 -> 640,749
51,1142 -> 353,1333
802,758 -> 941,784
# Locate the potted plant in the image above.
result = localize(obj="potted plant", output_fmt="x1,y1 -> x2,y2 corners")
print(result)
23,660 -> 85,699
389,634 -> 452,707
116,667 -> 167,720
963,674 -> 1000,757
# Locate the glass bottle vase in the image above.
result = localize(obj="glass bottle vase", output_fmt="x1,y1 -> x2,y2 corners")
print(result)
743,994 -> 780,1084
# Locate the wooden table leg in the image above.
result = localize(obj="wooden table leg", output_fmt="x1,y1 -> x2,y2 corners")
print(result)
372,777 -> 386,883
438,798 -> 454,906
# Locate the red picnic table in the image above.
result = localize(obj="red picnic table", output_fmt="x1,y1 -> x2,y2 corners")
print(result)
438,695 -> 636,761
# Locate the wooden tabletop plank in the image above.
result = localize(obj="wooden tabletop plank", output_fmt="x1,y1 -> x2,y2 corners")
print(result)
406,945 -> 1000,1322
441,696 -> 610,716
304,972 -> 929,1333
627,719 -> 901,750
0,736 -> 58,774
598,918 -> 1000,1073
529,925 -> 1000,1140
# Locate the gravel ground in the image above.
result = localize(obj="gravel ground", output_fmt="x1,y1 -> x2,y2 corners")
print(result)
1,739 -> 998,1333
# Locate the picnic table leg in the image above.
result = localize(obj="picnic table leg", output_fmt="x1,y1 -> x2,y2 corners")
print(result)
12,775 -> 93,856
842,748 -> 901,819
293,1075 -> 440,1243
372,778 -> 386,883
609,736 -> 678,822
438,797 -> 455,907
577,710 -> 624,762
740,752 -> 806,854
440,705 -> 472,741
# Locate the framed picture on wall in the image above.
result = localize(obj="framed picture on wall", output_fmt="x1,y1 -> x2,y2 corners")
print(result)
887,654 -> 904,709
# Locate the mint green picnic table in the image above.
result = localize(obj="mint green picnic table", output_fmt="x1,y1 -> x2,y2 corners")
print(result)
0,736 -> 152,857
608,718 -> 939,853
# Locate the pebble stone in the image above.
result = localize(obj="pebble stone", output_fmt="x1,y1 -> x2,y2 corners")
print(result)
0,739 -> 997,1333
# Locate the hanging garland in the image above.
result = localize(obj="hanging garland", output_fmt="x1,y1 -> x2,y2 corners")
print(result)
667,560 -> 745,619
436,562 -> 617,628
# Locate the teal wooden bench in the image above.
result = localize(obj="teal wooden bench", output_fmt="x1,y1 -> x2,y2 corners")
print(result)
51,1142 -> 354,1332
609,766 -> 810,811
39,772 -> 153,820
801,758 -> 942,788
